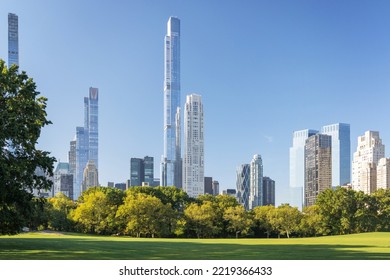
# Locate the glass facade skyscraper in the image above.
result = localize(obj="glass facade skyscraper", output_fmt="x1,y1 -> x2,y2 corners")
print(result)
236,164 -> 250,210
321,123 -> 351,187
87,87 -> 99,170
130,156 -> 154,187
249,154 -> 263,209
289,129 -> 318,209
73,88 -> 99,200
8,13 -> 19,67
162,17 -> 181,188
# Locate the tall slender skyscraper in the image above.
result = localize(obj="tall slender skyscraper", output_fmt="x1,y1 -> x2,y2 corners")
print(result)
8,13 -> 19,67
88,87 -> 99,170
321,123 -> 351,187
162,17 -> 181,187
183,94 -> 204,197
72,88 -> 99,200
249,154 -> 263,209
289,129 -> 318,209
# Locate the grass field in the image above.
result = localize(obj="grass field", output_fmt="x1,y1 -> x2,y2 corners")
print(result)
0,232 -> 389,260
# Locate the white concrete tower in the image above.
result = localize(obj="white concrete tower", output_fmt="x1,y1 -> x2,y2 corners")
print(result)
183,94 -> 204,197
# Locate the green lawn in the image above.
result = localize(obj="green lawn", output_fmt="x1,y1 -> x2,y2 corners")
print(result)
0,232 -> 389,260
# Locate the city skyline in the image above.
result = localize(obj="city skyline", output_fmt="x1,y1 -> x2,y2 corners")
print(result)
2,1 -> 390,204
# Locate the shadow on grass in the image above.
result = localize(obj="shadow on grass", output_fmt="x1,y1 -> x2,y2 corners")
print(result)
0,234 -> 389,260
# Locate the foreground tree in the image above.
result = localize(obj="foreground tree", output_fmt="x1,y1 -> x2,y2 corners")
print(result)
253,205 -> 275,238
268,204 -> 302,238
47,193 -> 76,231
184,201 -> 220,238
116,192 -> 175,237
71,188 -> 123,234
0,61 -> 55,235
223,205 -> 252,238
300,205 -> 323,237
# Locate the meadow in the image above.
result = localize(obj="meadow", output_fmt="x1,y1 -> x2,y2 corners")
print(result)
0,232 -> 389,260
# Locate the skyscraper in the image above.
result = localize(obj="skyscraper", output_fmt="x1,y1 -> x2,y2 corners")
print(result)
72,88 -> 99,200
75,127 -> 88,199
8,13 -> 19,67
212,180 -> 220,196
53,162 -> 73,199
321,123 -> 351,187
304,134 -> 332,207
87,88 -> 99,170
204,177 -> 213,195
262,177 -> 276,206
183,94 -> 204,198
81,160 -> 99,192
143,156 -> 154,186
236,164 -> 250,210
289,129 -> 318,209
162,17 -> 181,188
249,154 -> 263,209
377,158 -> 390,190
352,131 -> 385,194
130,156 -> 155,187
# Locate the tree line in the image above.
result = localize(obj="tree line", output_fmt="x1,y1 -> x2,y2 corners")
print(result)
25,186 -> 390,238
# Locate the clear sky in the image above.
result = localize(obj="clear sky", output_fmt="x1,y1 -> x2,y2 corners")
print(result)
2,0 -> 390,204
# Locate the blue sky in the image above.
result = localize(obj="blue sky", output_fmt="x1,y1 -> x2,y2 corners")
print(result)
2,0 -> 390,204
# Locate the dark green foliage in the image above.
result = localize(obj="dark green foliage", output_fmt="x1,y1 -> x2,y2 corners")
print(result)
0,60 -> 55,235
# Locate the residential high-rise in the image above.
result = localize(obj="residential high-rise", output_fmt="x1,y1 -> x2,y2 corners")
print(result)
162,16 -> 181,188
377,158 -> 390,190
304,134 -> 332,207
321,123 -> 351,187
72,87 -> 99,200
352,131 -> 385,194
236,164 -> 250,210
183,94 -> 204,198
289,129 -> 318,209
87,87 -> 99,170
262,177 -> 275,206
249,154 -> 263,209
81,160 -> 99,192
8,13 -> 19,67
130,156 -> 155,187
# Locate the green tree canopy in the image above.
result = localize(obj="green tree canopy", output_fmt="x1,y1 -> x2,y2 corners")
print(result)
253,205 -> 275,238
268,204 -> 302,238
71,188 -> 120,234
223,205 -> 252,238
0,61 -> 55,235
184,201 -> 220,238
116,192 -> 175,237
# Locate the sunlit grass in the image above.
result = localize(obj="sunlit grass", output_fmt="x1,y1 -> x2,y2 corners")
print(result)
0,232 -> 389,260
